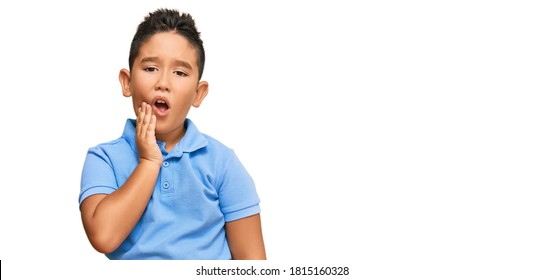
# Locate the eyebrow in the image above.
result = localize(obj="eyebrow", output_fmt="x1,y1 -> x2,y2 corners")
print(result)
139,57 -> 193,70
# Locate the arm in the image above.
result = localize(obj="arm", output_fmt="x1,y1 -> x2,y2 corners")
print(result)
80,103 -> 162,254
225,214 -> 267,260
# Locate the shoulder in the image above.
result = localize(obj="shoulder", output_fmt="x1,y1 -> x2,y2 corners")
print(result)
87,119 -> 136,155
190,133 -> 235,165
86,137 -> 133,159
185,119 -> 234,157
202,133 -> 232,152
88,137 -> 127,151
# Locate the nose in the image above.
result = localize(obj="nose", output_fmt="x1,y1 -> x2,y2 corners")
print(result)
155,70 -> 170,91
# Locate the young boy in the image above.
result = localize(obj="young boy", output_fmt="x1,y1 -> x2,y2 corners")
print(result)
79,8 -> 266,260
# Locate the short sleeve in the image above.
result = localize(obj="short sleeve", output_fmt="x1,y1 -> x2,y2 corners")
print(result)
217,150 -> 261,222
79,147 -> 118,205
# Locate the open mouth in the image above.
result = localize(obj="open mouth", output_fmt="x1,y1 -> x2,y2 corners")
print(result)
152,97 -> 170,117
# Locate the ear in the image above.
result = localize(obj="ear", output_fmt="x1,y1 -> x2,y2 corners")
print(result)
118,68 -> 132,97
192,81 -> 209,108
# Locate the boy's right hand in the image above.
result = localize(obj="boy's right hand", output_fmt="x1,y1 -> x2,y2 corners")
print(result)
136,102 -> 163,166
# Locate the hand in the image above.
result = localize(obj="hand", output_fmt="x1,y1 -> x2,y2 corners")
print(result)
136,102 -> 162,166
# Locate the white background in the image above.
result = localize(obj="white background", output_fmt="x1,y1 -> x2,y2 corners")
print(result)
1,0 -> 543,279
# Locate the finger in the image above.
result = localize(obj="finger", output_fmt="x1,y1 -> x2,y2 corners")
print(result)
136,105 -> 143,136
148,114 -> 157,138
144,104 -> 152,124
137,102 -> 147,123
136,102 -> 146,123
142,104 -> 153,138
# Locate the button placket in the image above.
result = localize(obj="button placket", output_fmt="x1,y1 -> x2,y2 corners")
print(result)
160,160 -> 173,196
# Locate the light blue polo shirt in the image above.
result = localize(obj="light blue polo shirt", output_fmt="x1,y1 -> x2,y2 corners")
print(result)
79,119 -> 260,260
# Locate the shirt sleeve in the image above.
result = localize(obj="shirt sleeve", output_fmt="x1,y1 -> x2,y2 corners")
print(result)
217,149 -> 261,222
79,147 -> 118,205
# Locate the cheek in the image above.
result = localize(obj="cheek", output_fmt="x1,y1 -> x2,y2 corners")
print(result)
131,99 -> 140,116
177,95 -> 197,110
131,74 -> 154,93
131,80 -> 153,102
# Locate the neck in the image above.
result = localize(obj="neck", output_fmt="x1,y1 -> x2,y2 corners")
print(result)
156,125 -> 186,153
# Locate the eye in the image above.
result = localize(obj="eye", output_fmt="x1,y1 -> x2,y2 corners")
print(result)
144,66 -> 158,72
174,70 -> 188,77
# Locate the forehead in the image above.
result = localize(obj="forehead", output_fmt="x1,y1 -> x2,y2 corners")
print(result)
137,32 -> 198,65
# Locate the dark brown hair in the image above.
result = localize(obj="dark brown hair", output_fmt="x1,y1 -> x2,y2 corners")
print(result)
128,8 -> 205,80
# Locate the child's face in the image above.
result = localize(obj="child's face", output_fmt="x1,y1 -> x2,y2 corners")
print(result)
120,31 -> 207,140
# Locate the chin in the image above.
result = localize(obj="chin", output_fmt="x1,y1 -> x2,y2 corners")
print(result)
155,121 -> 180,133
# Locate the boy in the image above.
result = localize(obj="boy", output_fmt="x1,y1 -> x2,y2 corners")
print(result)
79,8 -> 266,260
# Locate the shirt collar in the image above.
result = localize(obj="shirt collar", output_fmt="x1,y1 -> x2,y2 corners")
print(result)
122,118 -> 208,158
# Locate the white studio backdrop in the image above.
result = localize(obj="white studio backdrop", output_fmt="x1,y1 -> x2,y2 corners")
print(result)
0,0 -> 543,279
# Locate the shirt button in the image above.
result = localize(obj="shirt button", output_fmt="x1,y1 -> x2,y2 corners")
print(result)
162,182 -> 170,189
162,161 -> 169,167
